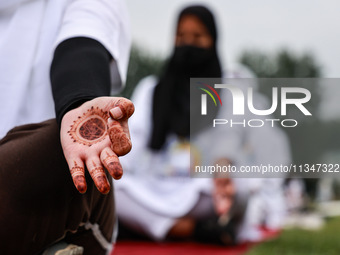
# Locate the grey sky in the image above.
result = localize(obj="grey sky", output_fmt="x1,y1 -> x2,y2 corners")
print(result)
125,0 -> 340,77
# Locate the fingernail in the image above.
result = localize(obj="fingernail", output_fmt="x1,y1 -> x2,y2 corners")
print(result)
107,117 -> 114,125
113,167 -> 123,180
96,176 -> 111,194
110,107 -> 123,120
77,183 -> 87,194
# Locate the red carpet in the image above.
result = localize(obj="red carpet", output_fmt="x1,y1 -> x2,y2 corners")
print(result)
113,241 -> 252,255
112,227 -> 280,255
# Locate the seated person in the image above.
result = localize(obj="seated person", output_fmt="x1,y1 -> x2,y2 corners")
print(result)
115,4 -> 290,245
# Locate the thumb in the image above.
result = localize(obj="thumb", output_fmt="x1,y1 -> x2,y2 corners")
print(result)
109,98 -> 134,120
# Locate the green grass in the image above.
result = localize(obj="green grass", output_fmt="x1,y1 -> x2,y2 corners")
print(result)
245,217 -> 340,255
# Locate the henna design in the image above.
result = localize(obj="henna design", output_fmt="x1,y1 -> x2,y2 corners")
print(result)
70,161 -> 86,193
90,161 -> 105,179
108,124 -> 131,156
103,155 -> 115,166
103,152 -> 123,179
90,161 -> 110,194
68,107 -> 108,146
70,161 -> 84,177
111,99 -> 135,119
109,161 -> 123,179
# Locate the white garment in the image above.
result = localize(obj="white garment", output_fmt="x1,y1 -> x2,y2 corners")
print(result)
0,0 -> 130,138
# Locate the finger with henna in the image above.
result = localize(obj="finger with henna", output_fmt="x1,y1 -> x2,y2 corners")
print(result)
109,98 -> 135,120
86,158 -> 111,194
100,147 -> 123,180
70,160 -> 87,193
107,118 -> 132,156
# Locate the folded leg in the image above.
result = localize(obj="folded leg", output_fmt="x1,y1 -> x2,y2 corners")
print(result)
0,119 -> 115,255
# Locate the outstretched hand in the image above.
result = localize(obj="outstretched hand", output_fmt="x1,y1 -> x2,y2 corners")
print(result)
60,97 -> 134,194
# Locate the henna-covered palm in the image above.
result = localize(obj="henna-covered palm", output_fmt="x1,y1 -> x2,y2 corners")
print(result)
60,97 -> 134,194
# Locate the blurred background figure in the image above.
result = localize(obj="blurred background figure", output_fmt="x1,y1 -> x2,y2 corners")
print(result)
115,4 -> 291,245
113,1 -> 340,253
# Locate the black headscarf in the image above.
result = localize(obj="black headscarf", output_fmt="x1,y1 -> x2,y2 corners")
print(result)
149,5 -> 222,150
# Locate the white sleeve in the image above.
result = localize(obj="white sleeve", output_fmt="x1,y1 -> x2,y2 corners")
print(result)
55,0 -> 131,91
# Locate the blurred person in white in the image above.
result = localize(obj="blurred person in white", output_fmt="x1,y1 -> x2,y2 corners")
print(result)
225,65 -> 292,242
0,0 -> 134,254
115,4 -> 291,245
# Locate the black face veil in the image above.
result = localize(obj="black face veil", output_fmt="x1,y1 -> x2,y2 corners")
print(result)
149,5 -> 222,150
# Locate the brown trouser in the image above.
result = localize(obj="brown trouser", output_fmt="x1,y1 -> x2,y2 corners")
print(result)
0,119 -> 115,255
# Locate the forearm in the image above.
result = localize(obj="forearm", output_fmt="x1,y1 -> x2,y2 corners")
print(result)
50,37 -> 113,126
